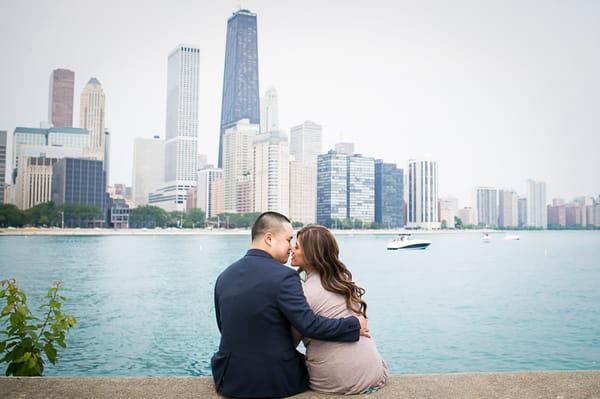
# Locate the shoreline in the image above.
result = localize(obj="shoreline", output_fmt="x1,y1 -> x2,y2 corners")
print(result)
0,371 -> 599,398
0,227 -> 596,236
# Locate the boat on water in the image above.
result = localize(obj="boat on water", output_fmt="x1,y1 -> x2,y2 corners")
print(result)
504,234 -> 521,241
482,233 -> 492,243
387,234 -> 431,250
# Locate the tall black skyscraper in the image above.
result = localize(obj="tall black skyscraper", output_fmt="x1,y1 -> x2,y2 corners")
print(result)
218,9 -> 260,167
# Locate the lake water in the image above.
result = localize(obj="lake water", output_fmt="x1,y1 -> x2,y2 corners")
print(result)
1,231 -> 599,376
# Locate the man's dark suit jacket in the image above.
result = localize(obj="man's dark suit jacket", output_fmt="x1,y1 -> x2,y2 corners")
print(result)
211,249 -> 360,398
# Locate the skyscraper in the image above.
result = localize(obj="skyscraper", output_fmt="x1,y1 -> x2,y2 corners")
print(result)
347,154 -> 375,223
374,160 -> 404,228
260,88 -> 278,133
527,179 -> 547,228
52,158 -> 106,210
150,45 -> 200,212
252,131 -> 289,215
475,186 -> 498,227
132,136 -> 165,206
196,167 -> 223,218
317,151 -> 348,224
518,197 -> 527,227
498,189 -> 518,228
289,160 -> 316,225
80,78 -> 106,151
0,131 -> 6,203
222,119 -> 259,213
165,45 -> 200,183
219,9 -> 260,168
290,121 -> 322,166
48,69 -> 74,128
407,159 -> 440,229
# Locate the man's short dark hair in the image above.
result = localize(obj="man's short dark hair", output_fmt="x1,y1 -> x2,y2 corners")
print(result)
251,212 -> 291,241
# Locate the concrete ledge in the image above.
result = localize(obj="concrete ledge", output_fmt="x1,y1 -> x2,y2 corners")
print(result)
1,372 -> 599,398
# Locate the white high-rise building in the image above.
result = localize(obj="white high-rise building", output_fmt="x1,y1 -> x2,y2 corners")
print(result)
165,45 -> 200,183
347,154 -> 375,223
498,189 -> 518,228
290,121 -> 322,166
407,159 -> 440,229
439,197 -> 459,228
527,179 -> 547,228
151,45 -> 200,211
222,119 -> 259,213
289,159 -> 316,224
260,88 -> 278,133
475,186 -> 498,227
197,167 -> 223,218
132,136 -> 165,206
80,78 -> 106,151
0,131 -> 6,203
252,131 -> 289,215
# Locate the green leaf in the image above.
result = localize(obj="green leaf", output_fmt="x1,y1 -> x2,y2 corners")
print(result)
43,344 -> 57,365
0,341 -> 5,352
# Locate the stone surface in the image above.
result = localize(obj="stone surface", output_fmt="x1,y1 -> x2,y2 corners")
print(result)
1,372 -> 599,398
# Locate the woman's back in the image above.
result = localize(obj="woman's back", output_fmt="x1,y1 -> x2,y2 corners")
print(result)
302,272 -> 388,394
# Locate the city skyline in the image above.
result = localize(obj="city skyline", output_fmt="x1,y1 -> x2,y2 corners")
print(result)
1,1 -> 600,207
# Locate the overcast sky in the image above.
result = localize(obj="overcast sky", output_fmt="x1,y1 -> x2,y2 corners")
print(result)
1,0 -> 599,207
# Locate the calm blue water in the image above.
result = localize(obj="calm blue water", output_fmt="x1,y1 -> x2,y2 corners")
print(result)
0,231 -> 599,376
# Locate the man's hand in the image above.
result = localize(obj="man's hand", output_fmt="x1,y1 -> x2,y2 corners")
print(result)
356,314 -> 370,338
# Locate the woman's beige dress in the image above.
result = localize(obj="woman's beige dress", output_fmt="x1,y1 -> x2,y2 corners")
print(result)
299,271 -> 388,394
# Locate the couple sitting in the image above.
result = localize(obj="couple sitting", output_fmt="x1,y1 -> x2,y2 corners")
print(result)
211,212 -> 388,398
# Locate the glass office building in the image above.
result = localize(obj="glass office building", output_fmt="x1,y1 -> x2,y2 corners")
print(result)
375,160 -> 404,228
218,9 -> 260,167
52,158 -> 106,210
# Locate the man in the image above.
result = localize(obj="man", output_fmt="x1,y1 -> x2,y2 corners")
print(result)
211,212 -> 369,398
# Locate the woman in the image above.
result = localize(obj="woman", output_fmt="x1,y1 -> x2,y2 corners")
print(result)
291,225 -> 388,395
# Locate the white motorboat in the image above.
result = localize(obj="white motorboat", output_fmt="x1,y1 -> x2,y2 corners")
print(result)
387,234 -> 431,250
482,233 -> 492,243
504,234 -> 520,241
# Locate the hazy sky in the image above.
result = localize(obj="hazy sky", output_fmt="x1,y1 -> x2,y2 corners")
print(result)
1,0 -> 599,207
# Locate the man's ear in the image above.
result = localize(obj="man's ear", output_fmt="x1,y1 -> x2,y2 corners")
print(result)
264,231 -> 273,246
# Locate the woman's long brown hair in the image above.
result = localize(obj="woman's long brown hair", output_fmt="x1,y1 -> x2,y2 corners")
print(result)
297,225 -> 367,317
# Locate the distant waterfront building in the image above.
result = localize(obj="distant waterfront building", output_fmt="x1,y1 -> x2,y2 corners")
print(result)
547,204 -> 566,227
475,187 -> 498,227
317,151 -> 348,224
12,127 -> 91,182
498,189 -> 518,228
595,202 -> 600,227
347,154 -> 375,223
334,142 -> 354,155
132,136 -> 165,206
260,88 -> 278,133
0,130 -> 6,203
289,121 -> 322,166
252,131 -> 289,215
222,119 -> 259,213
407,159 -> 440,229
80,77 -> 106,151
289,160 -> 316,225
15,145 -> 86,210
196,167 -> 223,218
565,204 -> 583,227
527,179 -> 547,228
48,68 -> 74,128
438,197 -> 458,229
219,9 -> 260,168
458,207 -> 475,226
152,45 -> 200,211
165,45 -> 199,183
374,160 -> 404,228
52,158 -> 106,210
518,197 -> 527,227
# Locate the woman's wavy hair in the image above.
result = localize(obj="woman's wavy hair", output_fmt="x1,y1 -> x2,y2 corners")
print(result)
296,225 -> 367,317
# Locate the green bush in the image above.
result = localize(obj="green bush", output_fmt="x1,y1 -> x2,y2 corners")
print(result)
0,279 -> 77,376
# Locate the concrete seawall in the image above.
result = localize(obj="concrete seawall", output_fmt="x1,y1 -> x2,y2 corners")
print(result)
1,371 -> 599,398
